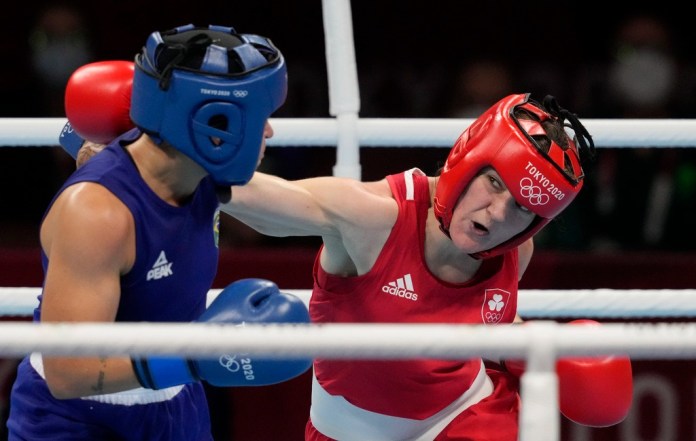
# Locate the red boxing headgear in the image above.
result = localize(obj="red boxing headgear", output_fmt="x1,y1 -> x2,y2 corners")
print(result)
433,93 -> 594,259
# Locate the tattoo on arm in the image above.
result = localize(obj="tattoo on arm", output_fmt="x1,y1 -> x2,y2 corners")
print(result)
90,357 -> 108,394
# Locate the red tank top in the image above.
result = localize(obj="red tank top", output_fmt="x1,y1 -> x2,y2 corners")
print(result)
310,168 -> 519,419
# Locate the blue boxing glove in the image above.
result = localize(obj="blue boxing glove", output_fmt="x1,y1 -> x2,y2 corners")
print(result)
132,278 -> 311,389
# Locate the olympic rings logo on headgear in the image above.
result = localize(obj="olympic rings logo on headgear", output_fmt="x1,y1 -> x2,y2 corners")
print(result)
219,354 -> 242,372
232,90 -> 249,98
519,177 -> 549,206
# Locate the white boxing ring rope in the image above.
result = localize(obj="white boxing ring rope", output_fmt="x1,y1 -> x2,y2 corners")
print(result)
2,117 -> 696,148
2,287 -> 696,319
0,319 -> 694,360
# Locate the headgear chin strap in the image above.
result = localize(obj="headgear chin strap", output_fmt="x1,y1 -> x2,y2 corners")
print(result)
433,93 -> 594,259
130,24 -> 287,187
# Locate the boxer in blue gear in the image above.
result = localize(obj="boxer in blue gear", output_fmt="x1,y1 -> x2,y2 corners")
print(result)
7,24 -> 300,441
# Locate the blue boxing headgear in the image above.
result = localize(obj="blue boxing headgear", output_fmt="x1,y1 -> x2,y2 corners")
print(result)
130,24 -> 287,186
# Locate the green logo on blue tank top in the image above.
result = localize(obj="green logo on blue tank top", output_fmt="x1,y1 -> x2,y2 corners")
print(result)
213,209 -> 220,248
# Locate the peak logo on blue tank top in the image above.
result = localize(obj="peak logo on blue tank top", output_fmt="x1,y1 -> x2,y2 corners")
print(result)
147,251 -> 174,281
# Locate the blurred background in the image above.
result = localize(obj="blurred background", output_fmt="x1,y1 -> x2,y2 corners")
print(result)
1,1 -> 695,440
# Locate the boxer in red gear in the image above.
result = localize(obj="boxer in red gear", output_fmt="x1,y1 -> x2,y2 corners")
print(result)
224,94 -> 599,440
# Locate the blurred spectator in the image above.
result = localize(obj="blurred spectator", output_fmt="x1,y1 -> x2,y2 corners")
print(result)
575,14 -> 696,251
30,4 -> 94,187
447,59 -> 514,118
29,4 -> 93,116
0,5 -> 94,247
607,15 -> 678,117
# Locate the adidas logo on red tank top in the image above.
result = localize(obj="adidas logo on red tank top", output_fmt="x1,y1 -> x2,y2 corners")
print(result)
381,274 -> 418,301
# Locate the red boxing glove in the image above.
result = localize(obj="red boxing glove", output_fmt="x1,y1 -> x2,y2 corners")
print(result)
501,319 -> 633,427
64,60 -> 135,144
557,319 -> 633,427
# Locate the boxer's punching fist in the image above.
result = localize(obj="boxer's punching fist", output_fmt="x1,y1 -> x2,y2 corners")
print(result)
557,319 -> 633,427
132,279 -> 312,390
502,319 -> 632,427
64,60 -> 135,144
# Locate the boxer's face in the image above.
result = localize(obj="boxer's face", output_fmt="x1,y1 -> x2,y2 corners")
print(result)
447,167 -> 535,253
258,120 -> 274,166
209,120 -> 272,167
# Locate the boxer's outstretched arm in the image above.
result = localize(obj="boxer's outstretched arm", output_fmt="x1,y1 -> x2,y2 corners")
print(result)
222,172 -> 396,239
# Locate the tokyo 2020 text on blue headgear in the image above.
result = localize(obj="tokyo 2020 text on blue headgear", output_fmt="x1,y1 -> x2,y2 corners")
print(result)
130,24 -> 287,187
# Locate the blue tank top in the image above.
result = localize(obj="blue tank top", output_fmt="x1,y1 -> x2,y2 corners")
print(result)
36,129 -> 220,322
7,130 -> 218,441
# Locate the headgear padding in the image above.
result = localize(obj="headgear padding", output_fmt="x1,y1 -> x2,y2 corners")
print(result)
130,24 -> 287,186
434,93 -> 594,259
